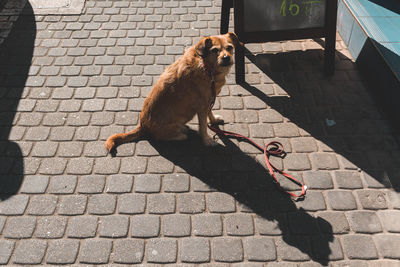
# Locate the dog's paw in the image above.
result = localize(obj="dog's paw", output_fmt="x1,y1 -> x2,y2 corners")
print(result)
213,114 -> 224,124
104,138 -> 116,152
203,136 -> 218,146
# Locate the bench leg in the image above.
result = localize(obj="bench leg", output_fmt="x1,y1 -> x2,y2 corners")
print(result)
220,0 -> 232,34
235,42 -> 245,84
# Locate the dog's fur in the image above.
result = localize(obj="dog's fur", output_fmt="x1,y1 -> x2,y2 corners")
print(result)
105,33 -> 239,152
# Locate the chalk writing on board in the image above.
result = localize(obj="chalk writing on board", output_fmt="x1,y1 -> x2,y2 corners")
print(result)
243,0 -> 326,32
280,0 -> 322,17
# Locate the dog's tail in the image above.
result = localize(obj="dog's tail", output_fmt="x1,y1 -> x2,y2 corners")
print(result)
105,125 -> 144,152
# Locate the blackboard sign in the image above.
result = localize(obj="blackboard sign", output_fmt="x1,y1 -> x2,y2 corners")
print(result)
220,0 -> 337,83
244,0 -> 327,32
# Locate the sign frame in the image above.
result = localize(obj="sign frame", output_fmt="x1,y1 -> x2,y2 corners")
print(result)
221,0 -> 338,83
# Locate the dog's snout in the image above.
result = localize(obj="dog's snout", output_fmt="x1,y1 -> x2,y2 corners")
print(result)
222,55 -> 231,63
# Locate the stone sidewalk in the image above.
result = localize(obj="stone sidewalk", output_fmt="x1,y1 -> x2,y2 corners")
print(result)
1,0 -> 400,266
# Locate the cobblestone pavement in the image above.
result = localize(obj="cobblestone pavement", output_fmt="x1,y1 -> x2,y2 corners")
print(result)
1,0 -> 400,266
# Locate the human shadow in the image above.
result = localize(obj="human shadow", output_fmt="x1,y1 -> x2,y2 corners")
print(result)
0,1 -> 36,199
241,45 -> 400,191
150,130 -> 334,265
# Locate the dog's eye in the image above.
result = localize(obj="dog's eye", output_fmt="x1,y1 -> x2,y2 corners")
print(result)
211,48 -> 219,54
226,45 -> 233,52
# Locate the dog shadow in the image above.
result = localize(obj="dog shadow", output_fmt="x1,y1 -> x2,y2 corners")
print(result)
150,130 -> 334,265
0,1 -> 36,199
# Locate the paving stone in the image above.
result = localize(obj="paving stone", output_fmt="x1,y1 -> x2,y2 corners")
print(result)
377,210 -> 400,232
276,236 -> 310,261
106,174 -> 133,193
311,236 -> 344,261
316,211 -> 350,234
113,239 -> 145,264
59,100 -> 81,112
294,191 -> 326,211
177,193 -> 206,214
334,171 -> 363,189
273,123 -> 300,137
147,238 -> 177,263
27,195 -> 58,215
311,153 -> 340,170
291,137 -> 318,152
88,194 -> 116,215
24,127 -> 50,141
84,141 -> 109,157
302,171 -> 333,189
362,170 -> 392,189
386,190 -> 400,209
0,240 -> 14,265
163,214 -> 191,237
189,214 -> 223,237
207,192 -> 236,213
356,189 -> 388,210
39,158 -> 68,175
148,156 -> 174,173
46,239 -> 80,264
131,215 -> 160,238
180,238 -> 210,263
18,113 -> 43,126
80,239 -> 112,264
148,193 -> 176,214
284,153 -> 311,171
235,110 -> 259,123
255,214 -> 286,235
342,235 -> 378,259
243,237 -> 276,261
326,190 -> 357,210
82,99 -> 105,112
213,237 -> 243,262
225,213 -> 254,236
118,193 -> 146,214
347,211 -> 382,233
35,217 -> 67,239
77,175 -> 106,193
74,88 -> 96,99
13,240 -> 47,265
31,142 -> 58,157
94,158 -> 121,174
75,126 -> 100,141
42,113 -> 67,126
4,217 -> 36,238
67,216 -> 98,238
135,174 -> 161,193
49,175 -> 77,194
66,158 -> 94,175
99,215 -> 130,238
163,173 -> 190,192
115,111 -> 139,126
249,124 -> 274,138
20,175 -> 49,193
374,234 -> 400,259
58,195 -> 87,215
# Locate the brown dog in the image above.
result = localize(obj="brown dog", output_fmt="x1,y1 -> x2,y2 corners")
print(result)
105,32 -> 239,152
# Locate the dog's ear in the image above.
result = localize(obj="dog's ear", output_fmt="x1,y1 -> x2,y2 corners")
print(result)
226,32 -> 242,48
195,37 -> 212,58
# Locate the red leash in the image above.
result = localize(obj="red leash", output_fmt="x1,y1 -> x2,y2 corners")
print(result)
208,124 -> 307,200
197,51 -> 307,200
